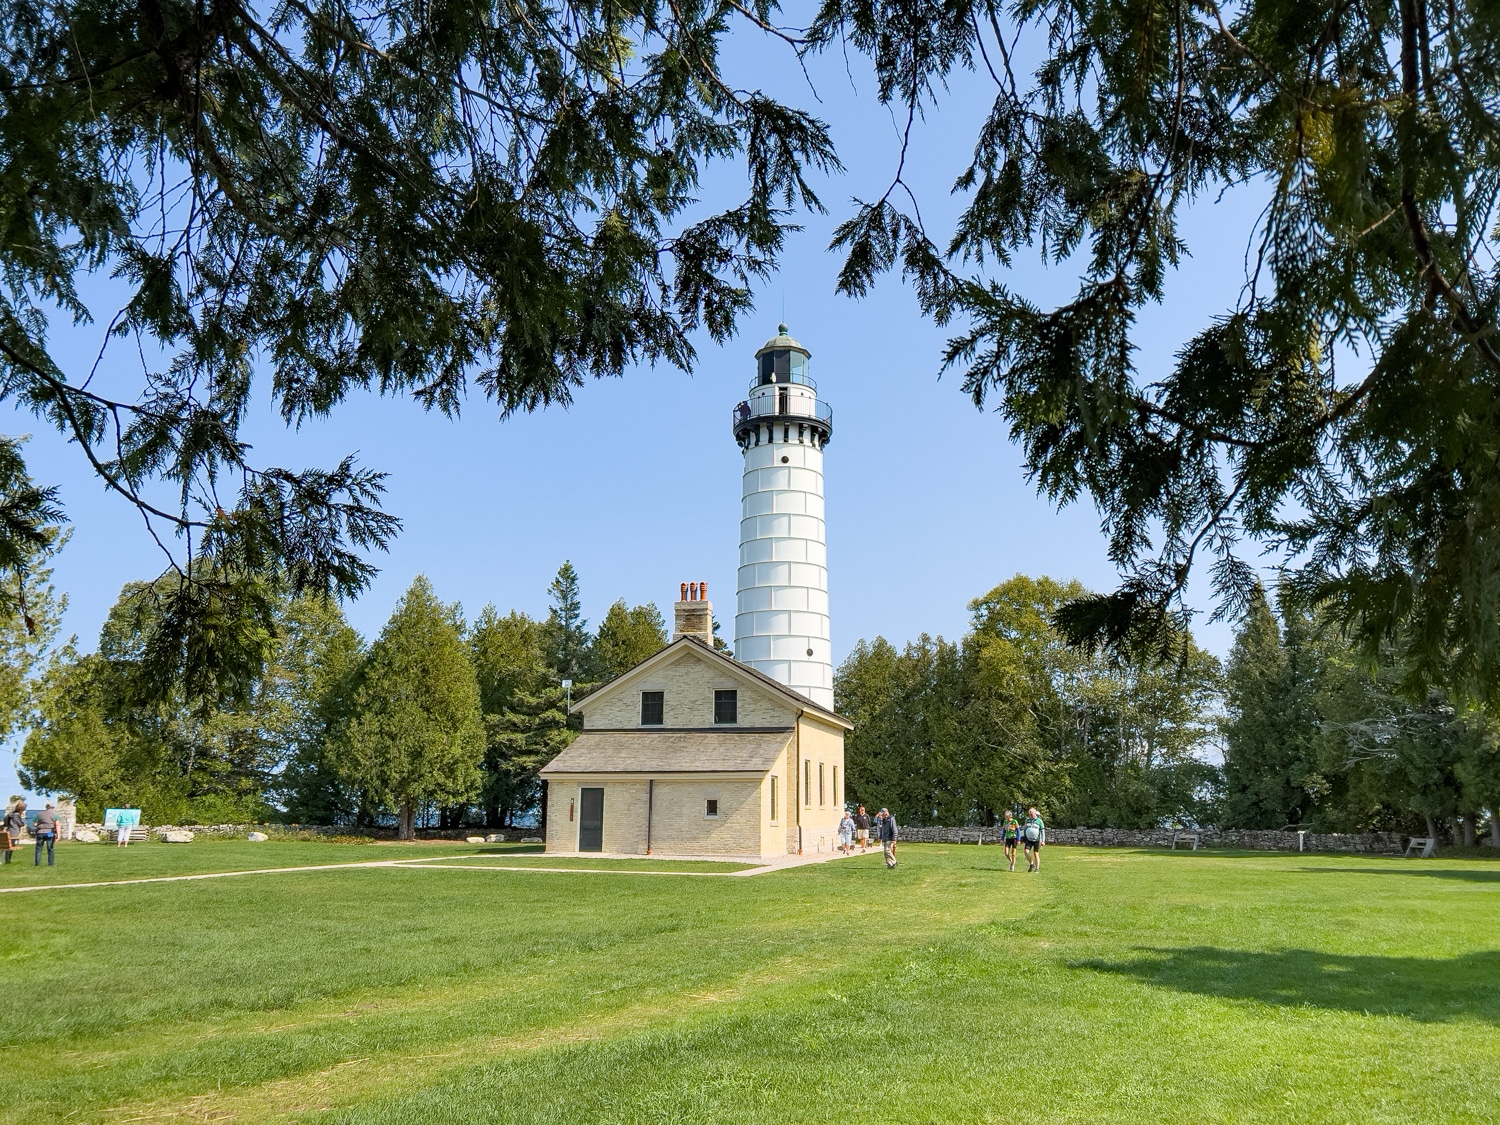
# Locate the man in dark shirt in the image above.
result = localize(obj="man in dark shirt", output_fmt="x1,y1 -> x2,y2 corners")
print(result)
33,801 -> 58,866
877,808 -> 899,868
854,806 -> 871,852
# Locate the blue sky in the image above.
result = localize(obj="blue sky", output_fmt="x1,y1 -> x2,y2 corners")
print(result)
7,25 -> 1272,793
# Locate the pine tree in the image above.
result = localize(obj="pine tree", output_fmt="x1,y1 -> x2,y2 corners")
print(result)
332,576 -> 484,839
469,607 -> 574,827
1222,586 -> 1297,827
593,601 -> 668,680
542,561 -> 592,682
274,596 -> 366,825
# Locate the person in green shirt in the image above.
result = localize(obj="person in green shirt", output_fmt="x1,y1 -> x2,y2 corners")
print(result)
1001,812 -> 1020,871
1022,807 -> 1046,872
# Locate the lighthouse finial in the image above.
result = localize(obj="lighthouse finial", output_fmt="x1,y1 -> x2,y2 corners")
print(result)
778,322 -> 788,336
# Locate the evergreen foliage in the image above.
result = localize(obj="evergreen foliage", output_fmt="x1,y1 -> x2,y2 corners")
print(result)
810,0 -> 1500,701
469,606 -> 574,828
542,562 -> 593,682
272,597 -> 366,825
838,575 -> 1222,828
1221,585 -> 1500,841
331,577 -> 484,838
1221,585 -> 1323,828
22,585 -> 360,823
594,600 -> 668,680
1,0 -> 835,704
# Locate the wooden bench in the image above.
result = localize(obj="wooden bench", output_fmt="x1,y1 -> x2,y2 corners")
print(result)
1170,831 -> 1200,850
1405,836 -> 1436,858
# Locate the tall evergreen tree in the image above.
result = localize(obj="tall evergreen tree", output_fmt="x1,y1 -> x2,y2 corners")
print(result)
1222,586 -> 1302,827
332,576 -> 484,838
469,606 -> 574,827
273,596 -> 366,825
594,601 -> 668,680
542,561 -> 593,682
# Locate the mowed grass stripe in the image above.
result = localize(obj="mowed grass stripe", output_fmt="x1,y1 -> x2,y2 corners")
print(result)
4,849 -> 1014,1123
2,844 -> 1495,1124
399,864 -> 768,882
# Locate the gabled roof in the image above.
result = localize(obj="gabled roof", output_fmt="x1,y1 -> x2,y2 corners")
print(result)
540,729 -> 792,775
571,636 -> 852,730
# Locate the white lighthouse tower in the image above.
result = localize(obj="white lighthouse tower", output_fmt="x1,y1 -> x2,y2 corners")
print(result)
731,326 -> 834,708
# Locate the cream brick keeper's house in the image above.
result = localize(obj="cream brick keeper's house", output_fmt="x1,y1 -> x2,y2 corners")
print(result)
540,599 -> 852,858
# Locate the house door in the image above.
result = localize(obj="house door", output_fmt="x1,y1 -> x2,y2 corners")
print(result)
579,788 -> 604,852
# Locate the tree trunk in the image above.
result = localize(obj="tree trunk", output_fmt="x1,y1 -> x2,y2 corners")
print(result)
1461,813 -> 1476,848
1489,810 -> 1500,847
398,800 -> 415,840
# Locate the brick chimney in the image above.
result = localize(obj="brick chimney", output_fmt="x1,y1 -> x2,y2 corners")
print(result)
673,580 -> 713,644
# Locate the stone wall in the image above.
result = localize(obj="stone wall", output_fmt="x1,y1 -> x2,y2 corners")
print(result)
71,823 -> 540,842
894,824 -> 1406,854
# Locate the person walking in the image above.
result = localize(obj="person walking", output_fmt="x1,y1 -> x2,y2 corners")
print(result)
1022,806 -> 1045,872
33,801 -> 58,866
1002,811 -> 1020,871
854,806 -> 871,852
877,807 -> 899,869
837,810 -> 854,854
2,799 -> 23,864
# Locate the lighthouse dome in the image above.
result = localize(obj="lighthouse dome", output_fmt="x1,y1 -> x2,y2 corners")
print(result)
755,323 -> 811,358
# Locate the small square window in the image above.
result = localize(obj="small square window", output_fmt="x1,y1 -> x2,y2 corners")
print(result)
714,689 -> 738,725
640,691 -> 664,725
705,799 -> 719,818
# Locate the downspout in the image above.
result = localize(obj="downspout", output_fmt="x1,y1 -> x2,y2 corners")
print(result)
795,710 -> 803,855
646,779 -> 654,855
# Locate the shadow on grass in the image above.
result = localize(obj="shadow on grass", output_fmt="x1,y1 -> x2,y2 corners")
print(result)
1298,866 -> 1500,883
1076,947 -> 1500,1024
474,845 -> 546,855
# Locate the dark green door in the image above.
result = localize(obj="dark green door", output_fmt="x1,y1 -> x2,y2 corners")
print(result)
579,788 -> 604,852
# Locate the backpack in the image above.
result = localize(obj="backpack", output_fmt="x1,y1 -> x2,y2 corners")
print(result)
1023,822 -> 1041,843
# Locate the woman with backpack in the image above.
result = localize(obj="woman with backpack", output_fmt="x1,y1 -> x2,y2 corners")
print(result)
1022,807 -> 1045,872
1001,811 -> 1020,871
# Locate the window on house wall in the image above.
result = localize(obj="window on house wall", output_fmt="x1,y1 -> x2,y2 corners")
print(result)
819,762 -> 826,806
804,759 -> 811,805
705,799 -> 719,818
770,776 -> 778,823
640,691 -> 664,725
834,765 -> 840,806
714,689 -> 738,724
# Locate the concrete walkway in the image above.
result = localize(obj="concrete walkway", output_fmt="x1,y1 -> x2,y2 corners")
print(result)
394,845 -> 883,878
0,844 -> 882,894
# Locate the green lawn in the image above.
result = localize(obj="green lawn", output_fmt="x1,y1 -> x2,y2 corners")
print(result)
3,841 -> 1496,1124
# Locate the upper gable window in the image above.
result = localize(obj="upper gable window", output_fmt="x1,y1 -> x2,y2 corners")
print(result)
714,689 -> 738,725
640,691 -> 664,726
